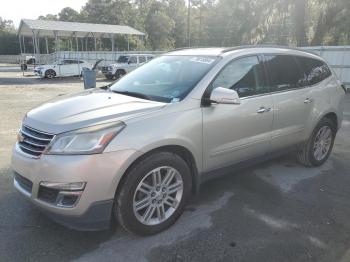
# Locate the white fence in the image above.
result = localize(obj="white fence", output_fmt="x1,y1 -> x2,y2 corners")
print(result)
0,55 -> 21,64
1,47 -> 350,84
0,51 -> 162,66
52,51 -> 162,67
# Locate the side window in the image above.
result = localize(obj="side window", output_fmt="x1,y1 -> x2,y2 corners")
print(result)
129,56 -> 137,64
62,60 -> 71,65
139,56 -> 146,63
212,56 -> 267,98
147,56 -> 154,61
265,55 -> 305,92
297,57 -> 332,85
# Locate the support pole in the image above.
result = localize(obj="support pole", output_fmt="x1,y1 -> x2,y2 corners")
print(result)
32,36 -> 35,55
127,35 -> 130,51
76,35 -> 79,51
22,36 -> 26,53
111,34 -> 115,51
54,31 -> 58,53
36,37 -> 40,55
19,35 -> 23,54
45,37 -> 49,54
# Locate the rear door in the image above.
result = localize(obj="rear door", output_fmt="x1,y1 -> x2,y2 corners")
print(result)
59,60 -> 75,76
263,54 -> 313,150
202,55 -> 274,172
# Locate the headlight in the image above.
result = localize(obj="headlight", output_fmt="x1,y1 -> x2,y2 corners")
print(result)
45,122 -> 125,155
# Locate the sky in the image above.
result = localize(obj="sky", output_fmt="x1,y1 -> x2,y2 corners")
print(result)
0,0 -> 88,28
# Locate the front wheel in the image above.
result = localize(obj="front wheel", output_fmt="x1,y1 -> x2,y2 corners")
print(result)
296,118 -> 336,167
114,152 -> 192,235
45,69 -> 56,79
115,69 -> 126,79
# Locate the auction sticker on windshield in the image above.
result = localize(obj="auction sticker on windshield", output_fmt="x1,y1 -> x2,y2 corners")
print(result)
190,57 -> 216,64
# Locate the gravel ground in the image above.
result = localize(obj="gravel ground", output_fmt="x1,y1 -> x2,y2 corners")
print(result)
0,67 -> 350,262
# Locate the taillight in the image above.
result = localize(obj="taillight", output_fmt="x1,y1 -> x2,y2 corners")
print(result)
341,84 -> 347,93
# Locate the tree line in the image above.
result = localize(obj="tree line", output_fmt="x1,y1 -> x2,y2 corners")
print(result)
1,0 -> 350,54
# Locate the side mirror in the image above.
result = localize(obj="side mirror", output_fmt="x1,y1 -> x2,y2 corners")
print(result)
209,87 -> 241,105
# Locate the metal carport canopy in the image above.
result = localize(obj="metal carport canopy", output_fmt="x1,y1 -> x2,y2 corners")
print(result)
18,19 -> 145,37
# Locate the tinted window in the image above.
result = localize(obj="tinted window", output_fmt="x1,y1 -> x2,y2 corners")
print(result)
212,56 -> 267,97
117,56 -> 129,63
64,60 -> 78,64
78,60 -> 85,64
265,55 -> 305,92
129,57 -> 137,64
139,56 -> 146,63
297,57 -> 332,85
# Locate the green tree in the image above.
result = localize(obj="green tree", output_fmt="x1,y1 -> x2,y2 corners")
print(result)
58,7 -> 81,22
145,1 -> 175,50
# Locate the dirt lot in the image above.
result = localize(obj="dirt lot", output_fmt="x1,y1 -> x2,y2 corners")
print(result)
1,66 -> 350,262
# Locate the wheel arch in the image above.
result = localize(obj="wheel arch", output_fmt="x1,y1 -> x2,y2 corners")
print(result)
323,112 -> 338,130
116,68 -> 126,75
114,145 -> 200,201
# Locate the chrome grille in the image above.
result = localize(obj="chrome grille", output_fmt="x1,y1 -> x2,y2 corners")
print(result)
18,125 -> 54,157
101,66 -> 110,73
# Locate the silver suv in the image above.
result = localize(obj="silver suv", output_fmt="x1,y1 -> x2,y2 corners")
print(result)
101,54 -> 154,80
12,47 -> 346,235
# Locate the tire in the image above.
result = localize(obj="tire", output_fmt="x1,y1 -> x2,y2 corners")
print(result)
115,69 -> 126,79
296,117 -> 336,167
105,74 -> 113,80
114,151 -> 192,235
45,69 -> 56,79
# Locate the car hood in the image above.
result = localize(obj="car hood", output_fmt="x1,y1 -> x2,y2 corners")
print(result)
23,89 -> 166,134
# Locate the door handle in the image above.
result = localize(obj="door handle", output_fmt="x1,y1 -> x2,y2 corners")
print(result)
257,107 -> 271,114
304,98 -> 314,104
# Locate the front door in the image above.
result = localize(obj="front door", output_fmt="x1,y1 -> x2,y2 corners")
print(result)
202,56 -> 273,172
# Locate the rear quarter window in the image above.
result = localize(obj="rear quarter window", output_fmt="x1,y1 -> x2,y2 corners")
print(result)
296,56 -> 332,85
264,55 -> 306,92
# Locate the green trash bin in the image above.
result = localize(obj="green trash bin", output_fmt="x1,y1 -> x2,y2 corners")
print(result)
82,68 -> 97,89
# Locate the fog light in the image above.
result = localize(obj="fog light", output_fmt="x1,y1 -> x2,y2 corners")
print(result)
38,182 -> 86,208
39,182 -> 86,191
56,191 -> 82,207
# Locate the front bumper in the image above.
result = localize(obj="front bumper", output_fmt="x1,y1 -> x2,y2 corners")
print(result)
34,70 -> 43,77
11,144 -> 140,230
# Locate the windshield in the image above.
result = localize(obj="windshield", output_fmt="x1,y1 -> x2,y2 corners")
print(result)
117,56 -> 130,63
110,55 -> 219,103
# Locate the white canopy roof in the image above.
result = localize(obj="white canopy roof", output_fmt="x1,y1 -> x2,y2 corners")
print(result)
18,19 -> 145,38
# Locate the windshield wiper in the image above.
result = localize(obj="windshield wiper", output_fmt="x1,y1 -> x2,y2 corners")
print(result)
112,90 -> 153,101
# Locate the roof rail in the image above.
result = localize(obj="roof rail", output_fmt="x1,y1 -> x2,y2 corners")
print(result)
221,44 -> 305,53
168,46 -> 223,52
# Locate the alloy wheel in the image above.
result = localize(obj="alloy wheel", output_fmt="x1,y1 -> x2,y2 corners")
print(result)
133,166 -> 183,226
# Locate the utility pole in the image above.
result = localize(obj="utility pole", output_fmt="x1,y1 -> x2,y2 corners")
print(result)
199,0 -> 203,43
187,0 -> 191,47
